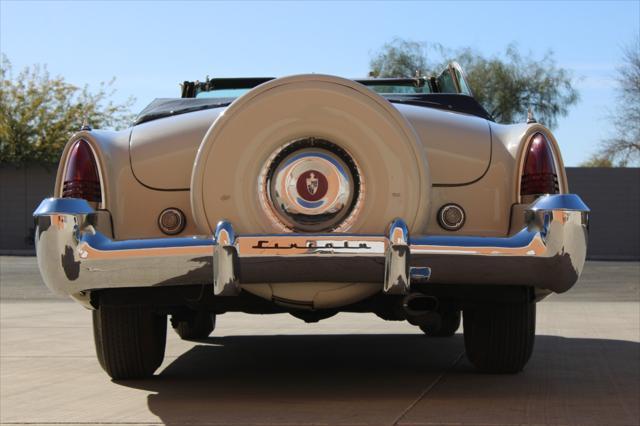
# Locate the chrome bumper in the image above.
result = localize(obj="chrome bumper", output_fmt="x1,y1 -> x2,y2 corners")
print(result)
33,194 -> 589,298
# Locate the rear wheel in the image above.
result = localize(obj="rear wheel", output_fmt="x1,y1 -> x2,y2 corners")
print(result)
463,301 -> 535,373
92,304 -> 167,380
171,311 -> 215,340
420,309 -> 461,337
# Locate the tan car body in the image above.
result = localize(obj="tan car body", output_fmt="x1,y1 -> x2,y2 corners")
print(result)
51,75 -> 569,308
54,94 -> 567,242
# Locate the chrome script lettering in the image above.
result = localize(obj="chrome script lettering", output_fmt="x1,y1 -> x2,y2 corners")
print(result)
252,240 -> 371,250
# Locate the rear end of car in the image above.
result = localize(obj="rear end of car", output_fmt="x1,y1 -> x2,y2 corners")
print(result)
33,73 -> 589,379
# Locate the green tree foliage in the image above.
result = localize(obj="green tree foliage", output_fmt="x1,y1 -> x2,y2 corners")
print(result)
579,155 -> 614,167
0,55 -> 134,165
369,38 -> 429,78
369,39 -> 579,129
587,38 -> 640,167
454,46 -> 579,129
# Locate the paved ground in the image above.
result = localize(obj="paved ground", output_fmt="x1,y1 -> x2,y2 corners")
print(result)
0,258 -> 638,426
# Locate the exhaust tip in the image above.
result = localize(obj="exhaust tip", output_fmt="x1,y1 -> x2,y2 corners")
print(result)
403,293 -> 438,314
402,293 -> 440,327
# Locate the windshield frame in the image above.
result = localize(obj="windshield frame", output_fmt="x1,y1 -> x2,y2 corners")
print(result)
185,76 -> 441,99
135,92 -> 493,126
138,67 -> 490,125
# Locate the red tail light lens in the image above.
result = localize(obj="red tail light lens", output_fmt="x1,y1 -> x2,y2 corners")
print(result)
521,133 -> 559,196
62,139 -> 101,202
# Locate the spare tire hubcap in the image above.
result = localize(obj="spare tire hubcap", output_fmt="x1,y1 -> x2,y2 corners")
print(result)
262,138 -> 361,232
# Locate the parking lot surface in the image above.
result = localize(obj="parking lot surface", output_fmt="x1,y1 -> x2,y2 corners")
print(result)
1,258 -> 638,425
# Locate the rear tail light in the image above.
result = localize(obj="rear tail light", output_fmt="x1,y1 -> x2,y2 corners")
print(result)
62,139 -> 102,202
520,133 -> 559,197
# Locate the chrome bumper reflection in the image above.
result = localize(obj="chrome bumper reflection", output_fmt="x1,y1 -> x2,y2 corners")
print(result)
33,194 -> 589,298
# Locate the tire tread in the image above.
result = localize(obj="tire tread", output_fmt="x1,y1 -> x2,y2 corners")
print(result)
463,301 -> 535,373
92,304 -> 166,380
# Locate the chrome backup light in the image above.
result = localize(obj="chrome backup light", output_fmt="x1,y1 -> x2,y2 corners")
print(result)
438,204 -> 465,231
158,208 -> 186,235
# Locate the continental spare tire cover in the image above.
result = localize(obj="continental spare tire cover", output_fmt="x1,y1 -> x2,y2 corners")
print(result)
191,75 -> 431,309
191,74 -> 431,236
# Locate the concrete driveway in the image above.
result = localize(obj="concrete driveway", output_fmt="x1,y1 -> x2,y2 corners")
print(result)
1,258 -> 638,425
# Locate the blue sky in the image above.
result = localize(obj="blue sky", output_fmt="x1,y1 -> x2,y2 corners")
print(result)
1,0 -> 638,166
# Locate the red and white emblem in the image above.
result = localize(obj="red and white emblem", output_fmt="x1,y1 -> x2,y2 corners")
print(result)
296,170 -> 328,202
306,172 -> 319,195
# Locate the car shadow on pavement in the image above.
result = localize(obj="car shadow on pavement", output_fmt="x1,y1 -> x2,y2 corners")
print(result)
118,334 -> 640,425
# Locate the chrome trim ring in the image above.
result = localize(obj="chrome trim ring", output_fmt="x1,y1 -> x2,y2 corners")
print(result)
437,204 -> 465,231
158,208 -> 186,235
260,138 -> 363,232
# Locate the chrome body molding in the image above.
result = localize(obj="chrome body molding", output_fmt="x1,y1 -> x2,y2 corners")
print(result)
33,194 -> 589,299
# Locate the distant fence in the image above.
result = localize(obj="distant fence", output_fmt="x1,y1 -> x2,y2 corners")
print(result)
1,165 -> 638,260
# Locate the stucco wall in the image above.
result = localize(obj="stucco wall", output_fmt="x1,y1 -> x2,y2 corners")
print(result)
566,167 -> 640,260
0,165 -> 638,259
0,165 -> 58,254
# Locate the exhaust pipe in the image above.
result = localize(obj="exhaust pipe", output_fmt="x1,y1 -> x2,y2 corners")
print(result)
402,293 -> 441,328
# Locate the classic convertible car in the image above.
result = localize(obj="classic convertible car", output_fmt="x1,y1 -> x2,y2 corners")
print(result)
34,64 -> 589,379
